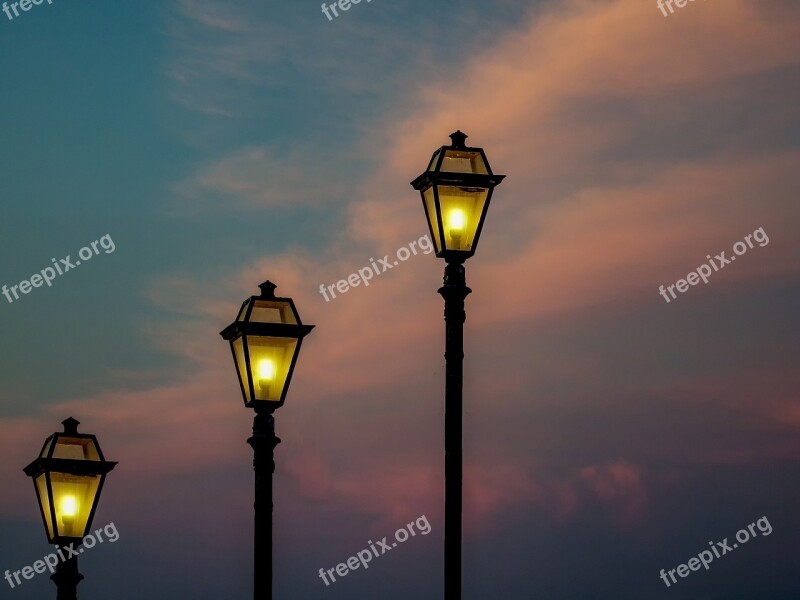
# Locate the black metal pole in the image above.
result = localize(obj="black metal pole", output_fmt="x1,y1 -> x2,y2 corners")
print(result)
50,554 -> 83,600
439,260 -> 470,600
249,407 -> 280,600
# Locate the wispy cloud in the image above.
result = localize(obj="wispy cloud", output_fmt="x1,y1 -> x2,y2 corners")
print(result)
164,0 -> 289,117
175,144 -> 356,210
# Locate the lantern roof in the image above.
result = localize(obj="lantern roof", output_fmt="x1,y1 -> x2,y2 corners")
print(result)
23,418 -> 116,478
411,131 -> 505,191
220,281 -> 314,341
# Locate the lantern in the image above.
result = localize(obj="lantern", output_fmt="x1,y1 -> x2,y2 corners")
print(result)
220,281 -> 314,410
23,418 -> 117,544
410,130 -> 505,261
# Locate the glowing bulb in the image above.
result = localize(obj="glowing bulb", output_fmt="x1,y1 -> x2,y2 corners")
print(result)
60,495 -> 78,529
257,359 -> 276,397
448,209 -> 466,244
61,495 -> 78,516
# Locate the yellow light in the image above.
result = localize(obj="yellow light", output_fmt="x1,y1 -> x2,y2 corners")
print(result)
448,209 -> 466,243
257,359 -> 276,381
61,495 -> 78,516
60,495 -> 78,528
257,359 -> 276,396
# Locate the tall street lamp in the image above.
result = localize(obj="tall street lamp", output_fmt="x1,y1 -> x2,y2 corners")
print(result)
23,417 -> 117,600
220,280 -> 314,600
410,131 -> 505,600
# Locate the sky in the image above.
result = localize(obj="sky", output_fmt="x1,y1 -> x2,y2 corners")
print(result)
0,0 -> 799,598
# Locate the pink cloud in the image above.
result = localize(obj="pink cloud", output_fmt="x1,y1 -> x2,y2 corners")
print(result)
281,449 -> 646,532
579,462 -> 648,527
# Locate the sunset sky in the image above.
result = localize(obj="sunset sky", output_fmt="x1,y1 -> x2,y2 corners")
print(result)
1,0 -> 799,598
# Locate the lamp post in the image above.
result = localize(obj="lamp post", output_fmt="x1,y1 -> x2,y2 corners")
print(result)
220,281 -> 314,600
411,131 -> 505,600
23,417 -> 117,600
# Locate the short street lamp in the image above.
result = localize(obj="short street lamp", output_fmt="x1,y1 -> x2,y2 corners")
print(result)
23,417 -> 117,600
410,131 -> 505,600
220,281 -> 314,600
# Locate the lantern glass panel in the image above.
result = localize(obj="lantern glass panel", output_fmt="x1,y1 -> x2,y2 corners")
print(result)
51,437 -> 100,461
50,472 -> 101,539
247,336 -> 298,402
35,474 -> 54,539
427,149 -> 441,171
441,150 -> 488,175
249,299 -> 297,324
437,185 -> 489,252
40,438 -> 53,458
236,302 -> 249,321
232,337 -> 251,404
423,187 -> 443,253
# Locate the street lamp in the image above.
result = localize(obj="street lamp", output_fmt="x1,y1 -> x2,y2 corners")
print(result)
220,280 -> 314,600
23,417 -> 117,600
410,131 -> 505,600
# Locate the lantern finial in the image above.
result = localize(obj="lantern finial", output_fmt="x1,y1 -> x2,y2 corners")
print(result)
258,281 -> 278,299
449,130 -> 468,149
62,417 -> 80,435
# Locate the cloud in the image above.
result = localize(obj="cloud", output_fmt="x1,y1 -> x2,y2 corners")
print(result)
176,145 -> 355,210
351,0 -> 800,322
164,0 -> 289,117
152,0 -> 800,528
282,451 -> 648,532
7,0 -> 799,541
579,462 -> 647,526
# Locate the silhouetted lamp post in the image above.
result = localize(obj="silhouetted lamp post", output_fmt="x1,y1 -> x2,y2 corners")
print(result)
23,418 -> 117,600
411,131 -> 505,600
220,281 -> 314,600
